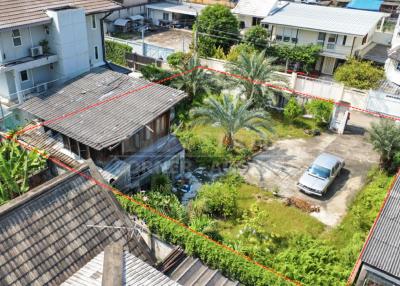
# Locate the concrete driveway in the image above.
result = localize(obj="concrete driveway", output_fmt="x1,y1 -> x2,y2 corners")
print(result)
240,124 -> 379,226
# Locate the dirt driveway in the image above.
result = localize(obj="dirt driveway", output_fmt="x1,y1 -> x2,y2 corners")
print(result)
240,124 -> 379,226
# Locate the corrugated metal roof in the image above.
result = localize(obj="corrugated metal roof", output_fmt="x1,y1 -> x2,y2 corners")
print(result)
347,0 -> 383,11
361,175 -> 400,278
146,2 -> 206,16
62,250 -> 180,286
0,163 -> 153,286
232,0 -> 279,18
0,0 -> 121,30
19,67 -> 187,151
262,2 -> 386,36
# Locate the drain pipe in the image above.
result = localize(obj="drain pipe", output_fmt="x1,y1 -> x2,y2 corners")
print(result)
100,11 -> 113,67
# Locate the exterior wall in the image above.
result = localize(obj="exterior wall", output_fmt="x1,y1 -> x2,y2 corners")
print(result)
384,16 -> 400,85
86,14 -> 105,68
236,15 -> 253,29
0,25 -> 47,64
147,9 -> 172,25
356,264 -> 400,286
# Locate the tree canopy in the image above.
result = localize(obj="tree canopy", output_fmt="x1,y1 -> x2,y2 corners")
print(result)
195,4 -> 240,57
334,58 -> 385,90
243,25 -> 269,50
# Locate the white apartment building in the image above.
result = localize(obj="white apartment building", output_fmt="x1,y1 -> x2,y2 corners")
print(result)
0,0 -> 121,106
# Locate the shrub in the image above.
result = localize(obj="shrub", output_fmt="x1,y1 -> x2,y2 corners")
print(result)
213,46 -> 226,59
305,100 -> 333,125
193,182 -> 238,219
333,58 -> 385,90
150,173 -> 172,193
283,97 -> 303,122
105,40 -> 132,67
167,52 -> 191,68
225,43 -> 256,62
140,64 -> 173,84
243,25 -> 269,50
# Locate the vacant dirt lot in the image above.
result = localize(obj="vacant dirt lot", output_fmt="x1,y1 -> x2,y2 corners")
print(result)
145,29 -> 192,52
240,121 -> 379,226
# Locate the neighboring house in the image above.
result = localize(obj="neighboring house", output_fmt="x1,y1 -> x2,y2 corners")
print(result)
0,162 -> 155,285
0,1 -> 121,106
385,16 -> 400,86
18,67 -> 187,190
352,175 -> 400,285
261,2 -> 390,75
146,2 -> 205,27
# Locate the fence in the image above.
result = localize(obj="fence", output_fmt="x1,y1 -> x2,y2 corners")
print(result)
105,35 -> 174,61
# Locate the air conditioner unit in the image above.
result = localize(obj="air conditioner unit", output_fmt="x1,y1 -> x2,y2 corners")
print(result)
30,46 -> 43,57
35,83 -> 48,94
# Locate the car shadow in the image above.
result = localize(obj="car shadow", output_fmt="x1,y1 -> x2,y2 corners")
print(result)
302,168 -> 351,202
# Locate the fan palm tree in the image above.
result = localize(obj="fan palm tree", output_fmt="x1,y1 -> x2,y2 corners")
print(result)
226,50 -> 287,108
369,119 -> 400,170
190,94 -> 273,149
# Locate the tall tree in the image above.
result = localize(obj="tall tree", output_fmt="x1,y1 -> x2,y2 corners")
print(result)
369,119 -> 400,170
0,137 -> 46,203
190,94 -> 272,149
195,4 -> 240,57
226,50 -> 287,108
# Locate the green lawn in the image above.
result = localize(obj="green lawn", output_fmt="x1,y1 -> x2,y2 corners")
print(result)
191,112 -> 317,150
217,183 -> 325,240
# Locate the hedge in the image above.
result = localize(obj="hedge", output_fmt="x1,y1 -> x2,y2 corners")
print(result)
116,195 -> 294,286
105,40 -> 132,67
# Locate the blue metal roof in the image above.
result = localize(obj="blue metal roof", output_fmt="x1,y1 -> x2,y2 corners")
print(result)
347,0 -> 383,12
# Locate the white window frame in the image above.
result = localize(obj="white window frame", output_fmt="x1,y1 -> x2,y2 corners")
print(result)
163,12 -> 169,21
91,15 -> 97,29
20,70 -> 29,82
12,29 -> 22,47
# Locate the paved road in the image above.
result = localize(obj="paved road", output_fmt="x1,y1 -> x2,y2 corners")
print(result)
240,120 -> 379,226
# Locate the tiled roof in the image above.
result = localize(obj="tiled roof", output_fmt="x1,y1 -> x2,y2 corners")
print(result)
19,67 -> 187,150
262,2 -> 386,36
0,0 -> 121,30
62,250 -> 180,286
361,175 -> 400,277
0,162 -> 153,286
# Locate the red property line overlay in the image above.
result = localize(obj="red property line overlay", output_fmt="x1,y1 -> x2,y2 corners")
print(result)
346,168 -> 400,285
3,134 -> 302,286
4,65 -> 400,285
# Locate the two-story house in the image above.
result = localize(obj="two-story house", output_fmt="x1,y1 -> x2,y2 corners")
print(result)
261,2 -> 388,75
0,0 -> 121,107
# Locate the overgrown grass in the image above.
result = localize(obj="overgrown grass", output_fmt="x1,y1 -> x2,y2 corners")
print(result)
217,183 -> 325,239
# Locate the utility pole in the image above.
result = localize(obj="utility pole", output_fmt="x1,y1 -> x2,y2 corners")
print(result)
189,6 -> 199,56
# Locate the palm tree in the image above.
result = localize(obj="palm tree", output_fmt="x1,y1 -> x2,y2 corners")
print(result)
226,50 -> 287,108
172,56 -> 219,101
190,94 -> 272,149
369,119 -> 400,170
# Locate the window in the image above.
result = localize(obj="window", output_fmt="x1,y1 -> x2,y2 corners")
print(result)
362,34 -> 368,45
20,70 -> 29,82
327,34 -> 337,43
94,46 -> 99,60
163,13 -> 169,21
91,15 -> 96,29
276,35 -> 283,41
317,32 -> 326,45
252,17 -> 262,26
397,61 -> 400,71
12,29 -> 22,46
342,35 -> 347,46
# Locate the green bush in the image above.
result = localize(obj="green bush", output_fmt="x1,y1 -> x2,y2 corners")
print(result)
150,173 -> 172,193
225,44 -> 256,62
105,40 -> 132,67
213,46 -> 226,59
140,64 -> 173,84
333,58 -> 385,90
283,97 -> 303,122
305,100 -> 333,125
243,25 -> 269,50
193,182 -> 238,219
167,52 -> 191,68
117,194 -> 292,286
176,129 -> 230,167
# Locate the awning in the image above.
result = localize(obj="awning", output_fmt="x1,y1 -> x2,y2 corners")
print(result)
113,18 -> 130,27
362,43 -> 388,64
128,15 -> 144,21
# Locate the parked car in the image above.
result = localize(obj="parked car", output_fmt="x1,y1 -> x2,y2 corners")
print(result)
297,153 -> 345,196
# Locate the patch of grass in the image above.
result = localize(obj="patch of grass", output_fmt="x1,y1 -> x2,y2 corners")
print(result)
111,32 -> 136,40
217,183 -> 325,240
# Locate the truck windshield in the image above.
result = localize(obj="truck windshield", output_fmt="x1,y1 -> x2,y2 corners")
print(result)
309,164 -> 331,179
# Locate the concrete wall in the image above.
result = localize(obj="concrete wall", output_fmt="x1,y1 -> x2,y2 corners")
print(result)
148,9 -> 172,25
86,14 -> 105,68
0,25 -> 47,64
236,15 -> 253,28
